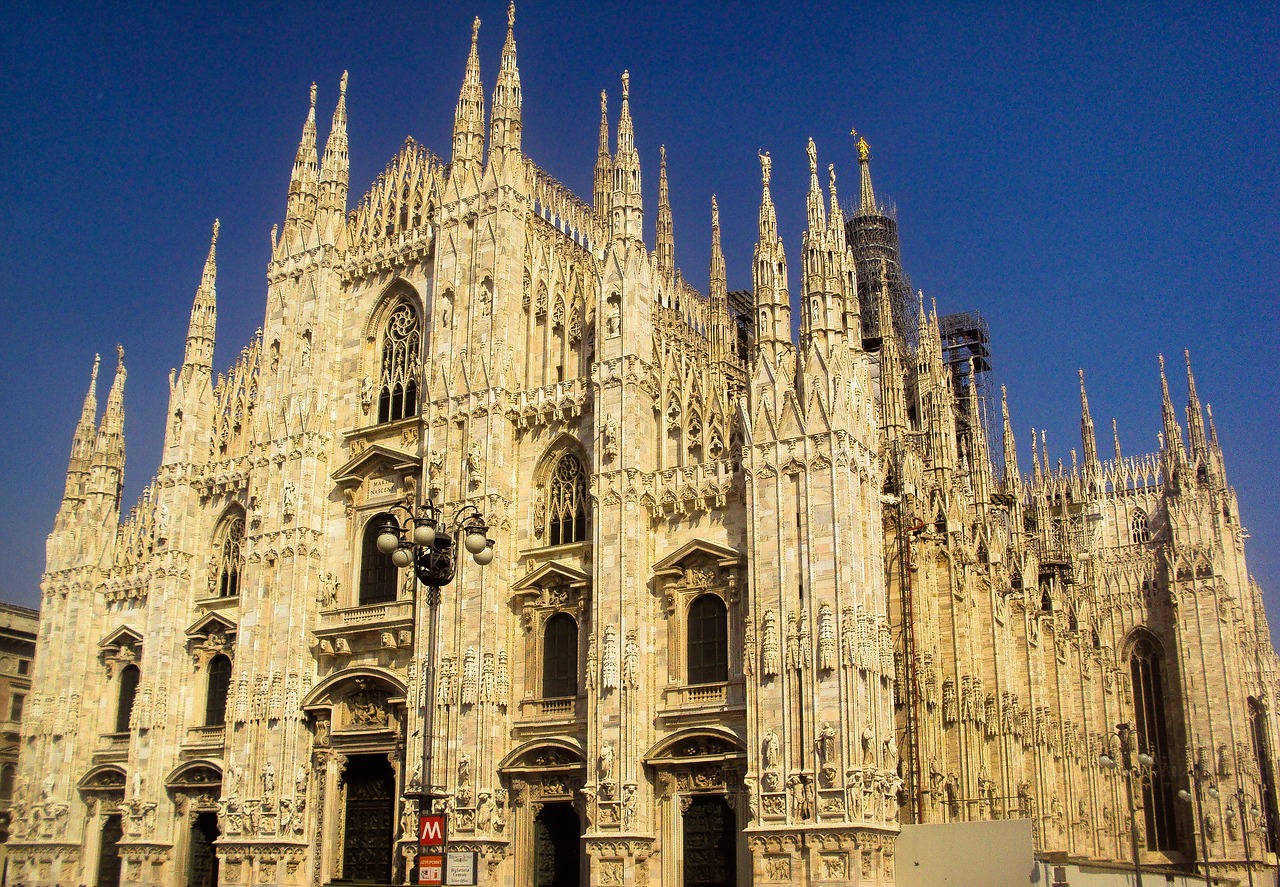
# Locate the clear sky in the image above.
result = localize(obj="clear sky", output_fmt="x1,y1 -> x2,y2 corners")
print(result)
1,2 -> 1277,624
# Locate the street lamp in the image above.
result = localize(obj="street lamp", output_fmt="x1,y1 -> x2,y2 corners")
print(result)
374,500 -> 495,818
1177,759 -> 1219,887
1099,722 -> 1153,887
1233,783 -> 1259,887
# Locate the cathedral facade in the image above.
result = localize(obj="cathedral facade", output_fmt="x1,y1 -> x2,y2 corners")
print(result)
14,7 -> 1280,886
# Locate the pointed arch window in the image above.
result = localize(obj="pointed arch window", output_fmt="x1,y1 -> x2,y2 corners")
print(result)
688,594 -> 728,685
359,519 -> 398,606
1250,698 -> 1279,853
1131,509 -> 1150,544
216,511 -> 245,598
115,664 -> 140,734
1129,634 -> 1177,850
542,613 -> 578,699
377,301 -> 421,424
205,655 -> 232,727
546,453 -> 588,546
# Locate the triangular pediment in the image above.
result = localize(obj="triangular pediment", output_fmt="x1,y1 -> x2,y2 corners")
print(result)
100,624 -> 143,649
652,538 -> 744,578
185,611 -> 238,639
511,561 -> 591,594
331,444 -> 418,486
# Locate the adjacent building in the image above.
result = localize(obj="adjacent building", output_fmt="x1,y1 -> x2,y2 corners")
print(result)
12,7 -> 1280,886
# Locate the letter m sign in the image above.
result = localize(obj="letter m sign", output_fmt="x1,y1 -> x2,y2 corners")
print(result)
419,814 -> 446,848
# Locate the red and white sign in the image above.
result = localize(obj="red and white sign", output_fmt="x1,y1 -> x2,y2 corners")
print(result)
419,814 -> 446,847
417,854 -> 443,886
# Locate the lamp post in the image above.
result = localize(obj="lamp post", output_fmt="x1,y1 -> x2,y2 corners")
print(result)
1177,759 -> 1219,887
374,500 -> 494,819
1099,722 -> 1154,887
1233,784 -> 1259,887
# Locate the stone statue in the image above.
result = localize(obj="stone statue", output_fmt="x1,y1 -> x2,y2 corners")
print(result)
599,741 -> 616,785
816,721 -> 837,765
763,730 -> 781,770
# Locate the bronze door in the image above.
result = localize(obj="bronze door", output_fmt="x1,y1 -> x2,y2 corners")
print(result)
96,813 -> 124,887
342,754 -> 396,883
533,802 -> 581,887
188,810 -> 220,887
683,795 -> 736,887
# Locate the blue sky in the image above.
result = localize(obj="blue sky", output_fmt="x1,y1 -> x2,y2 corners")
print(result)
1,2 -> 1277,622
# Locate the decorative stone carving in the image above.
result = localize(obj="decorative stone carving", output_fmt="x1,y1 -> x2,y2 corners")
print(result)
622,629 -> 638,689
761,610 -> 780,676
818,602 -> 836,671
461,647 -> 478,705
602,625 -> 619,690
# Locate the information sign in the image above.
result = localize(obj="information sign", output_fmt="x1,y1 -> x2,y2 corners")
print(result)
417,854 -> 443,886
445,850 -> 477,886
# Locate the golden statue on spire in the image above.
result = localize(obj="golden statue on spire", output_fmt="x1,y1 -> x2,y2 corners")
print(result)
851,128 -> 870,162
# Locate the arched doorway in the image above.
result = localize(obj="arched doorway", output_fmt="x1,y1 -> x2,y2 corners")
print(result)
342,753 -> 397,882
533,802 -> 581,887
497,740 -> 587,887
643,730 -> 747,887
165,761 -> 225,887
683,795 -> 736,887
79,765 -> 128,887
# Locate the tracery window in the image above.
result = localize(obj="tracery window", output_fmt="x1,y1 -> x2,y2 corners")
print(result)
377,301 -> 421,424
687,594 -> 728,685
1129,634 -> 1177,850
542,613 -> 579,699
1250,697 -> 1279,853
115,664 -> 140,734
205,654 -> 232,727
359,519 -> 398,606
546,453 -> 588,546
216,511 -> 245,598
1131,509 -> 1150,544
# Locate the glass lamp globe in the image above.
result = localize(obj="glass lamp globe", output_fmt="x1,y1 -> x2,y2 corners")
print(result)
391,547 -> 413,568
473,541 -> 495,566
1137,753 -> 1154,768
376,530 -> 401,554
413,522 -> 436,546
464,529 -> 488,555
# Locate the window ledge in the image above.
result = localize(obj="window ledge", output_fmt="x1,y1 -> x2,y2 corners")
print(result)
521,540 -> 593,560
194,594 -> 240,612
184,724 -> 226,749
517,695 -> 584,722
315,599 -> 414,640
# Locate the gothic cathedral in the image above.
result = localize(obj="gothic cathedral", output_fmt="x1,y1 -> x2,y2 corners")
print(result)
15,7 -> 1280,886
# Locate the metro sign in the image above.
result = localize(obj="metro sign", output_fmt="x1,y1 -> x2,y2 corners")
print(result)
419,814 -> 446,848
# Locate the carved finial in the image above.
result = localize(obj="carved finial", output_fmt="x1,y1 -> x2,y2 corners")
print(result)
711,193 -> 719,228
759,150 -> 771,185
508,1 -> 515,28
472,16 -> 481,42
116,343 -> 125,367
211,218 -> 220,244
309,82 -> 317,109
340,70 -> 348,96
621,70 -> 630,100
828,163 -> 837,194
806,137 -> 817,174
